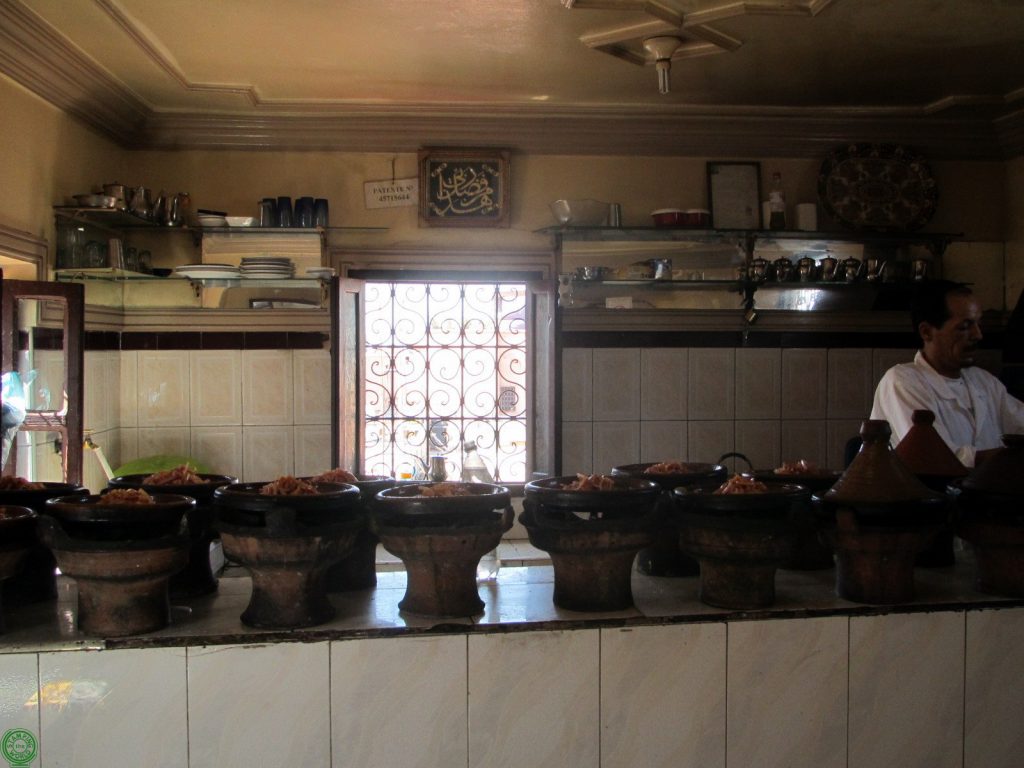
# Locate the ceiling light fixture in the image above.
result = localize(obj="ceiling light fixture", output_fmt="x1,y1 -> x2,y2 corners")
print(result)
643,35 -> 684,95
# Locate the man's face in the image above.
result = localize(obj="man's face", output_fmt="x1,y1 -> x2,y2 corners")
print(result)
920,292 -> 983,377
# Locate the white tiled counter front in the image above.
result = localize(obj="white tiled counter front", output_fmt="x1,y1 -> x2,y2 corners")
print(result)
1,563 -> 1022,768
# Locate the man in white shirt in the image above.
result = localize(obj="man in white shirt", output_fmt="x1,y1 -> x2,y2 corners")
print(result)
871,280 -> 1024,467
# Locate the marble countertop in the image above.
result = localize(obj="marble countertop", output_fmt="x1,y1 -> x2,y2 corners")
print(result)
1,544 -> 1020,653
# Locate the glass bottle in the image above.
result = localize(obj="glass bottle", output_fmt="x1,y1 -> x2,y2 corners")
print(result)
768,172 -> 787,230
463,440 -> 500,582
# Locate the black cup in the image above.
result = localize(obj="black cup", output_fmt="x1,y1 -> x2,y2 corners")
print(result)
276,196 -> 293,227
313,198 -> 329,228
296,196 -> 315,228
259,198 -> 276,227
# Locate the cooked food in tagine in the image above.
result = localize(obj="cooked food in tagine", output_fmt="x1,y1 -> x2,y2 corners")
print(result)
0,476 -> 45,491
310,468 -> 359,484
260,475 -> 319,496
643,461 -> 693,475
142,464 -> 207,485
416,482 -> 475,497
774,459 -> 820,476
561,474 -> 617,491
713,474 -> 769,495
97,488 -> 155,505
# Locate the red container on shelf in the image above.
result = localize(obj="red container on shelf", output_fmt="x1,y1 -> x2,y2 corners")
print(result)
651,208 -> 711,228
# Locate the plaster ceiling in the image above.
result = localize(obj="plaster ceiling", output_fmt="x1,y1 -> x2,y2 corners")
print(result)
2,0 -> 1023,157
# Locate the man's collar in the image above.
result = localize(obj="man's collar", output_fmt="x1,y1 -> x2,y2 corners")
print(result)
914,350 -> 961,399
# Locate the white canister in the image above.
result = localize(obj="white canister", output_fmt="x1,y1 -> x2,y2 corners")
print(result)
795,203 -> 818,231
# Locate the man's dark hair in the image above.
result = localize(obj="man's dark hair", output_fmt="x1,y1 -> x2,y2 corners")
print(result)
911,280 -> 973,337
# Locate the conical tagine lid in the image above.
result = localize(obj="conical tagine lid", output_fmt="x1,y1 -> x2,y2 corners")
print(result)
824,420 -> 941,504
962,434 -> 1024,497
895,409 -> 968,479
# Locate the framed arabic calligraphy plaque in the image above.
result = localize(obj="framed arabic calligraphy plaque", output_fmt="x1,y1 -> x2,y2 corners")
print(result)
418,148 -> 510,228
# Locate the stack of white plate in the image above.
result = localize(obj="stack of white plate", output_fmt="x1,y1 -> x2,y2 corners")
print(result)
240,256 -> 295,279
173,263 -> 241,280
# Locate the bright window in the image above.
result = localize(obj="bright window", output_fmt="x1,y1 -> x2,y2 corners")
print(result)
361,281 -> 527,482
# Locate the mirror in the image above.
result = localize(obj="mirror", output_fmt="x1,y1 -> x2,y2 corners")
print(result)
1,279 -> 84,484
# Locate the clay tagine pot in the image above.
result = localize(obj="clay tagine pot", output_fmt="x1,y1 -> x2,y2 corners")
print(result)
108,471 -> 236,597
522,475 -> 661,612
752,462 -> 842,571
674,477 -> 810,610
213,479 -> 362,629
0,481 -> 88,605
820,420 -> 947,605
372,482 -> 512,618
0,505 -> 38,633
894,409 -> 968,568
36,493 -> 194,637
611,462 -> 726,577
955,433 -> 1024,597
303,472 -> 397,592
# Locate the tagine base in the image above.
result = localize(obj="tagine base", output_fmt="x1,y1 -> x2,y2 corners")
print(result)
51,541 -> 189,637
680,527 -> 795,610
219,529 -> 357,629
826,524 -> 938,605
0,548 -> 30,633
378,527 -> 504,618
526,527 -> 653,612
635,528 -> 700,578
958,519 -> 1024,598
169,531 -> 219,599
325,529 -> 379,592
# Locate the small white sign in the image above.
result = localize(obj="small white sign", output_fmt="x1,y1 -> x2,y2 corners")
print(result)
364,178 -> 418,209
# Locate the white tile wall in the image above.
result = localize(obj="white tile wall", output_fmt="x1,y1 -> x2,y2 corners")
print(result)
640,348 -> 688,420
242,425 -> 295,481
827,348 -> 874,420
0,652 -> 40,749
781,348 -> 828,419
331,635 -> 468,768
728,617 -> 848,768
118,350 -> 138,427
137,351 -> 190,427
601,623 -> 726,768
736,348 -> 781,419
734,419 -> 780,470
188,642 -> 331,768
592,421 -> 640,473
136,426 -> 190,461
293,349 -> 332,424
190,426 -> 243,479
242,349 -> 294,425
964,607 -> 1024,768
688,420 -> 734,466
190,350 -> 242,426
294,423 -> 333,477
561,420 -> 593,474
2,607 -> 1023,767
688,349 -> 735,420
640,420 -> 687,463
780,419 -> 828,467
39,647 -> 188,768
593,349 -> 640,421
849,612 -> 965,768
468,629 -> 599,768
561,348 -> 593,421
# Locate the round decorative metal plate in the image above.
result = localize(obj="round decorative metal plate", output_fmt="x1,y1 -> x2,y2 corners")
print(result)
818,143 -> 938,232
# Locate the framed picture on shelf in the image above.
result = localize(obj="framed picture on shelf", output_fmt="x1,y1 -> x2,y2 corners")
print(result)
418,148 -> 510,228
707,161 -> 762,229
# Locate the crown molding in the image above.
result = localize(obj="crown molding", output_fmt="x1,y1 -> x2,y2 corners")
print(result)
0,0 -> 1018,160
0,0 -> 148,144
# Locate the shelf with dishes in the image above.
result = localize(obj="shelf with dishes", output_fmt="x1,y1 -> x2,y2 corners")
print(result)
552,226 -> 958,316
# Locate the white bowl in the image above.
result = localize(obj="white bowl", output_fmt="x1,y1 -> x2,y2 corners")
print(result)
197,214 -> 227,227
225,216 -> 255,227
550,199 -> 610,227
